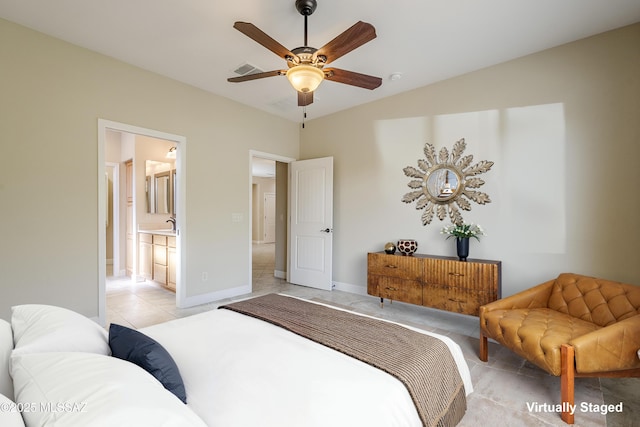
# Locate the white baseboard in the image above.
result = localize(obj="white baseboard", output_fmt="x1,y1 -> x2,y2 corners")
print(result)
177,284 -> 251,308
274,270 -> 286,279
332,281 -> 368,296
175,281 -> 366,309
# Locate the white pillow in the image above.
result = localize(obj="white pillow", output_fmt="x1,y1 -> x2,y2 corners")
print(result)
11,352 -> 207,427
0,393 -> 26,427
0,319 -> 14,398
11,305 -> 110,355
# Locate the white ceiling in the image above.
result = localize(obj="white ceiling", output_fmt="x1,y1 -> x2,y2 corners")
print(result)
1,0 -> 639,123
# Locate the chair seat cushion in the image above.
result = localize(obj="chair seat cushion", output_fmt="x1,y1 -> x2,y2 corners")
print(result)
482,308 -> 600,375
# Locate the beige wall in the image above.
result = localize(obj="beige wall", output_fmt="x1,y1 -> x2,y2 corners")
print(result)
0,18 -> 299,320
251,177 -> 276,242
275,161 -> 289,276
300,23 -> 640,296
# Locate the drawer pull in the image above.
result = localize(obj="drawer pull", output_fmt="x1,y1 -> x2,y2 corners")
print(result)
385,264 -> 398,269
448,272 -> 465,277
384,287 -> 398,291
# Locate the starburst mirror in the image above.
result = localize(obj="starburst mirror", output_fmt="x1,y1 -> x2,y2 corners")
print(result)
402,138 -> 493,225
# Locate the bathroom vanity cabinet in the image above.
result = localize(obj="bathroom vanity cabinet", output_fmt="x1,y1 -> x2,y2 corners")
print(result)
138,233 -> 153,281
139,231 -> 176,291
167,236 -> 177,290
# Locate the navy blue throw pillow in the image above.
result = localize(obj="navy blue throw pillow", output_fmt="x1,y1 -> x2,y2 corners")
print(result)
109,323 -> 187,403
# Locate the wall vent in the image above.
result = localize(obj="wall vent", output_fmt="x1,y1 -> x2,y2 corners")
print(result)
233,62 -> 263,76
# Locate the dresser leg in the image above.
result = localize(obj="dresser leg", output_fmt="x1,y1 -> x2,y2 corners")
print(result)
380,297 -> 384,308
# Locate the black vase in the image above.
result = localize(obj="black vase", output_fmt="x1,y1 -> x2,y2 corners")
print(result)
456,237 -> 469,261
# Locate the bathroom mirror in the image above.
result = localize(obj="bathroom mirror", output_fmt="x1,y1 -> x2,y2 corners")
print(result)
402,138 -> 493,225
145,160 -> 174,214
155,171 -> 171,214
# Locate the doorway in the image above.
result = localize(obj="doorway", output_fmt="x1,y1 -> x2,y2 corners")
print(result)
105,162 -> 120,277
250,152 -> 294,293
263,192 -> 276,243
98,119 -> 186,326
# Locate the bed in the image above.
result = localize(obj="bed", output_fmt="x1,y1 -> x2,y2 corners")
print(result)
4,294 -> 473,427
143,294 -> 473,427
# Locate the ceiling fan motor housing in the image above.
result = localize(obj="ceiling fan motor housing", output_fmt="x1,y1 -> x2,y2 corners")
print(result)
295,0 -> 317,16
289,47 -> 324,67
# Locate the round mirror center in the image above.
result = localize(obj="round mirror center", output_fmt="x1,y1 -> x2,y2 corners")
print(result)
425,167 -> 460,201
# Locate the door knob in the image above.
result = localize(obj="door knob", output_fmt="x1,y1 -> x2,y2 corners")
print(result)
320,228 -> 332,233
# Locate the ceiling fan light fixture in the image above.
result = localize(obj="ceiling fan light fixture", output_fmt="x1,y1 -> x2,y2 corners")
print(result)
286,65 -> 324,93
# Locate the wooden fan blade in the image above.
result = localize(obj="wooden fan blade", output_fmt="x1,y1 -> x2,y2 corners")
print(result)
227,70 -> 286,83
324,68 -> 382,90
233,22 -> 297,60
298,91 -> 314,106
315,21 -> 376,64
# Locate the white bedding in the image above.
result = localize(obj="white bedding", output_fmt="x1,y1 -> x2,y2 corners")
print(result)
142,295 -> 473,427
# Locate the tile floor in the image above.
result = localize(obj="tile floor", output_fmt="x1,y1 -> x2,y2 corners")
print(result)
106,243 -> 640,426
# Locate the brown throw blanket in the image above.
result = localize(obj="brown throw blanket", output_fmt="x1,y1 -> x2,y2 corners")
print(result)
220,294 -> 467,427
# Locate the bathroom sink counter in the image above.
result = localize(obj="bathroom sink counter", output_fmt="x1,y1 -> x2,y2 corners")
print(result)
138,229 -> 176,236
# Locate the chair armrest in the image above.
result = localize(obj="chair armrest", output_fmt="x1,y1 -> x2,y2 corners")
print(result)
480,279 -> 555,314
571,314 -> 640,373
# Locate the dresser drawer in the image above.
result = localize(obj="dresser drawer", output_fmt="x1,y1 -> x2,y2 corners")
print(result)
423,283 -> 493,315
369,276 -> 422,305
368,253 -> 423,281
425,259 -> 497,290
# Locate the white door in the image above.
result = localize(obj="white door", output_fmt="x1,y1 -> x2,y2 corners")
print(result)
288,157 -> 333,290
264,193 -> 276,243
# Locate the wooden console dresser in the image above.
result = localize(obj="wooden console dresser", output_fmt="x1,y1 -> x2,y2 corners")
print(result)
367,252 -> 501,316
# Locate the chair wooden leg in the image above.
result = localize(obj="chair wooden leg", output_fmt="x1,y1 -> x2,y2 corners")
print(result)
479,332 -> 488,362
561,344 -> 575,424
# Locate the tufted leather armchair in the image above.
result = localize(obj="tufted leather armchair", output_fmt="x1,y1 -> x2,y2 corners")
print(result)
479,273 -> 640,424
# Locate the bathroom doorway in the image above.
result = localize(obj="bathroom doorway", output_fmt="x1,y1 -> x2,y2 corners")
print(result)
98,119 -> 186,326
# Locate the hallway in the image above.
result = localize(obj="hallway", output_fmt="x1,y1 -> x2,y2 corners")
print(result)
251,243 -> 288,293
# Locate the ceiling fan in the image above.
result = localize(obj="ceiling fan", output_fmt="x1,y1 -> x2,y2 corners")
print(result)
227,0 -> 382,107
